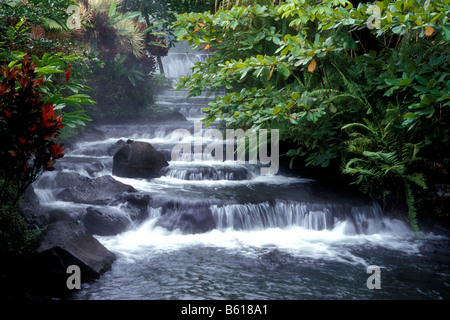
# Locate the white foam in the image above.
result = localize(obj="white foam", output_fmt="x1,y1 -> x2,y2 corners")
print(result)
97,220 -> 418,267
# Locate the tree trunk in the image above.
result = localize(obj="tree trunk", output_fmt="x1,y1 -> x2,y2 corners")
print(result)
157,55 -> 164,74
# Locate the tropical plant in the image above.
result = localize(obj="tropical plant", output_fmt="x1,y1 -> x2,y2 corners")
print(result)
173,0 -> 450,233
73,0 -> 170,119
0,0 -> 95,258
342,104 -> 427,237
0,54 -> 66,206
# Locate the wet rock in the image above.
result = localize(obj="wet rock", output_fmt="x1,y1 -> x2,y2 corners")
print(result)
155,200 -> 216,234
20,186 -> 45,227
53,157 -> 107,177
35,171 -> 91,190
110,192 -> 152,224
82,206 -> 132,236
154,110 -> 186,122
112,141 -> 169,179
419,240 -> 450,256
107,139 -> 126,156
30,221 -> 116,294
56,175 -> 136,205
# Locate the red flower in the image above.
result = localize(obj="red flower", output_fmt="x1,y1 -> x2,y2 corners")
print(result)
4,110 -> 12,117
66,67 -> 71,83
19,137 -> 25,144
42,104 -> 55,122
33,75 -> 44,87
49,143 -> 65,159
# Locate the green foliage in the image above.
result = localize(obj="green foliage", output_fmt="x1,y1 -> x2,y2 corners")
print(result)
87,54 -> 156,119
0,54 -> 67,206
0,0 -> 78,57
342,104 -> 427,237
77,0 -> 172,120
120,0 -> 215,48
0,1 -> 94,206
0,201 -> 40,257
174,0 -> 450,233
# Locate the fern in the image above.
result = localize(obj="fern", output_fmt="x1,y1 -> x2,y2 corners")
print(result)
404,181 -> 420,238
341,103 -> 427,237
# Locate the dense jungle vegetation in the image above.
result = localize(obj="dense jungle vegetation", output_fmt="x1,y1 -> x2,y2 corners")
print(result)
174,0 -> 450,236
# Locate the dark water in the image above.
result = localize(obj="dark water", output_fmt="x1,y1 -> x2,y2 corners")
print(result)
33,87 -> 450,300
71,243 -> 449,300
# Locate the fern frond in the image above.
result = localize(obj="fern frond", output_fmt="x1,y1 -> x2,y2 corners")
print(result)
342,122 -> 377,136
327,93 -> 365,105
404,181 -> 420,239
404,172 -> 427,189
307,89 -> 341,97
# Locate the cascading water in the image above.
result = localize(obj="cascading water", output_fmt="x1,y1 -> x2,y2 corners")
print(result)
32,51 -> 449,300
161,52 -> 209,80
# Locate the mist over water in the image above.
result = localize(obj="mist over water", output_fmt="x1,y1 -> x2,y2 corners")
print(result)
32,48 -> 450,300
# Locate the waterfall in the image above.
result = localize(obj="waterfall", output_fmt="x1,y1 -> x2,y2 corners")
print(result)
29,39 -> 449,301
210,201 -> 408,235
161,53 -> 210,80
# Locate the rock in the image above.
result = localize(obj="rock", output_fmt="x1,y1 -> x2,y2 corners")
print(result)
30,221 -> 116,294
47,209 -> 80,224
154,110 -> 186,122
110,192 -> 152,224
56,175 -> 136,205
83,206 -> 132,236
419,240 -> 450,256
155,200 -> 216,234
52,157 -> 108,177
107,139 -> 126,156
36,171 -> 92,189
112,141 -> 169,179
20,186 -> 45,228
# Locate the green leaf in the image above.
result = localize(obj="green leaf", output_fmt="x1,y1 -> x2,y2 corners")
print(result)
398,78 -> 411,86
291,44 -> 301,57
35,66 -> 63,75
392,25 -> 404,34
109,1 -> 117,18
415,75 -> 428,86
278,64 -> 290,78
442,26 -> 450,41
273,106 -> 282,115
384,78 -> 400,86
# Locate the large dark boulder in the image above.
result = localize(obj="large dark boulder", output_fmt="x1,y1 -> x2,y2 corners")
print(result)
83,206 -> 132,236
56,175 -> 136,205
112,141 -> 168,179
155,200 -> 216,234
30,221 -> 116,294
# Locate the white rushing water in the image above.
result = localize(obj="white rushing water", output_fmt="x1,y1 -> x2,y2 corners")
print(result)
31,52 -> 449,300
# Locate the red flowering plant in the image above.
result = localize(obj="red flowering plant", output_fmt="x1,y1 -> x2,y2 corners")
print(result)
0,54 -> 66,205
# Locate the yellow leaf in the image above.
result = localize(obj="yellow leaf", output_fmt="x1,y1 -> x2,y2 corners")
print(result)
205,44 -> 210,50
197,23 -> 205,27
425,26 -> 434,36
308,59 -> 317,73
268,65 -> 274,79
193,28 -> 198,33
